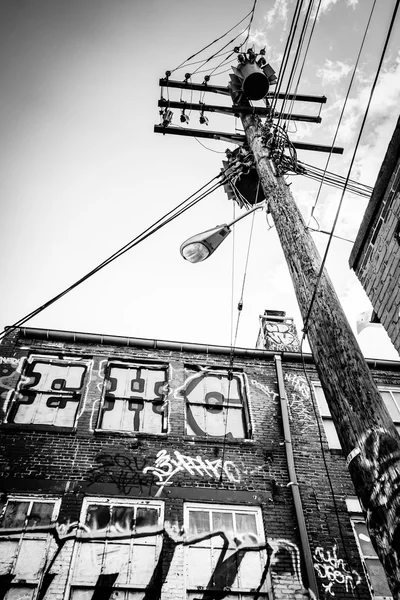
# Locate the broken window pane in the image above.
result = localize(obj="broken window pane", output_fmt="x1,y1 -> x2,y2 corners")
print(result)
85,504 -> 110,532
0,498 -> 58,599
73,500 -> 163,595
100,364 -> 167,433
2,501 -> 29,528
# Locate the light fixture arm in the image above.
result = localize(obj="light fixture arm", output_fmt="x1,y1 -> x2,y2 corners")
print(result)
225,200 -> 267,228
180,201 -> 267,263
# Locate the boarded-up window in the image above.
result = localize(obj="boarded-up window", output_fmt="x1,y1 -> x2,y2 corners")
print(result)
314,383 -> 400,450
70,499 -> 163,599
9,358 -> 87,428
185,370 -> 249,439
0,497 -> 60,600
185,504 -> 270,599
346,499 -> 392,598
99,363 -> 168,433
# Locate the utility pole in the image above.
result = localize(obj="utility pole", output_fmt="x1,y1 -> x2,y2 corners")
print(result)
155,53 -> 400,597
233,87 -> 400,596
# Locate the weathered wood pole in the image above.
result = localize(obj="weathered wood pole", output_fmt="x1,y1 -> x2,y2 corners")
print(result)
237,107 -> 400,596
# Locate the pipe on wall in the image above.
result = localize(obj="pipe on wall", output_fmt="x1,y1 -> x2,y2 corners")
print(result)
274,354 -> 319,599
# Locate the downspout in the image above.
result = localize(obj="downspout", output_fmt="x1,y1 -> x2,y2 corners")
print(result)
274,354 -> 319,600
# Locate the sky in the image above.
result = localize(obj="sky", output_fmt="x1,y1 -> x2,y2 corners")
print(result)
0,0 -> 399,360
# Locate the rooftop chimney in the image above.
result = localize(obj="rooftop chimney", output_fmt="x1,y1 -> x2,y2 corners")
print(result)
256,310 -> 300,352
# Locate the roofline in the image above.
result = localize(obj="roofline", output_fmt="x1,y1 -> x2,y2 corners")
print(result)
6,326 -> 399,370
349,116 -> 400,270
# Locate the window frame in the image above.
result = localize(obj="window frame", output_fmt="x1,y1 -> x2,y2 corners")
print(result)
97,360 -> 169,434
0,495 -> 61,599
67,497 -> 164,599
7,354 -> 90,430
346,498 -> 392,599
312,382 -> 400,450
184,366 -> 252,440
183,502 -> 270,599
312,381 -> 342,450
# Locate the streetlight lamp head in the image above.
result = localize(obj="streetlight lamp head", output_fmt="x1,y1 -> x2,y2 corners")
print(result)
180,224 -> 231,263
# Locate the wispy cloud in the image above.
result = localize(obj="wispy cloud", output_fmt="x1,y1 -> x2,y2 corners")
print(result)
264,0 -> 289,33
317,59 -> 352,85
311,0 -> 358,20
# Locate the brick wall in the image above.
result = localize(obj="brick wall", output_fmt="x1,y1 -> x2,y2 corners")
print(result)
0,328 -> 398,599
355,160 -> 400,355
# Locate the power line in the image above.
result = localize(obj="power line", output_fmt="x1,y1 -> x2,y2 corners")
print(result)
0,174 -> 228,342
308,0 -> 377,223
169,7 -> 254,74
302,0 -> 400,336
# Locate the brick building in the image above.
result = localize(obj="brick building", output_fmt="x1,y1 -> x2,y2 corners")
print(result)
349,116 -> 400,355
0,324 -> 399,599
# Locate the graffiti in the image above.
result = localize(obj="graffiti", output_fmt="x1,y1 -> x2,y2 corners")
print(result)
313,545 -> 361,595
251,379 -> 279,401
263,321 -> 300,352
0,357 -> 19,366
287,393 -> 314,434
0,357 -> 25,421
0,508 -> 305,600
8,359 -> 87,427
284,372 -> 310,399
352,427 -> 400,592
177,369 -> 247,439
88,453 -> 152,495
143,449 -> 241,496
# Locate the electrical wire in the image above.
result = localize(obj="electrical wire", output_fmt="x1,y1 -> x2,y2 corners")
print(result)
302,0 -> 399,336
271,0 -> 304,113
276,0 -> 314,130
307,0 -> 377,224
296,161 -> 373,198
169,9 -> 254,74
307,227 -> 354,244
0,174 -> 228,342
284,0 -> 322,128
194,138 -> 227,153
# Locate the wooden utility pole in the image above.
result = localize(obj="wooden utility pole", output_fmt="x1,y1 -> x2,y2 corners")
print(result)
236,101 -> 400,596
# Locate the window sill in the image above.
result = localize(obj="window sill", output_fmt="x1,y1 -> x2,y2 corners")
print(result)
93,429 -> 168,439
0,423 -> 76,434
184,435 -> 254,445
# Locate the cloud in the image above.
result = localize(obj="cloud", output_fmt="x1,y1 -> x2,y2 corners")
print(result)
311,0 -> 358,20
264,0 -> 289,31
317,59 -> 352,85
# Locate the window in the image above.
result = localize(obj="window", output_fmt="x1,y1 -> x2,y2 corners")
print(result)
377,388 -> 400,435
184,503 -> 270,599
346,498 -> 392,598
98,362 -> 168,433
184,369 -> 250,439
313,383 -> 400,450
69,498 -> 164,600
9,357 -> 87,428
0,496 -> 60,600
312,383 -> 341,449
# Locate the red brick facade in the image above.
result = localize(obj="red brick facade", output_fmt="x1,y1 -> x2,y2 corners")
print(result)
0,327 -> 399,600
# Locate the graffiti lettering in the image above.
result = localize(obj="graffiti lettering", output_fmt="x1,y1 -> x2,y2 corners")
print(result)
0,512 -> 305,600
0,357 -> 19,366
288,393 -> 314,434
264,322 -> 300,352
354,427 -> 400,592
251,379 -> 279,401
313,545 -> 361,595
88,453 -> 152,495
284,372 -> 310,399
143,449 -> 241,496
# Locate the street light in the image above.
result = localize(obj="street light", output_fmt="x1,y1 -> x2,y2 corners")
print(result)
180,201 -> 266,263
